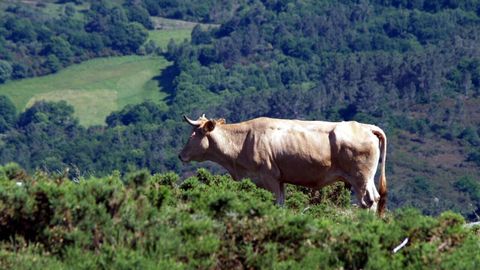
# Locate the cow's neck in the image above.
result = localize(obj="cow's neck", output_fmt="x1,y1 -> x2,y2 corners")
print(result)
205,124 -> 249,179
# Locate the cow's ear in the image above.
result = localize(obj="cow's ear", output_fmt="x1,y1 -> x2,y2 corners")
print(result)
203,120 -> 216,133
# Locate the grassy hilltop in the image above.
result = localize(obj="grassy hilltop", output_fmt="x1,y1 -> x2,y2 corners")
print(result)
0,56 -> 169,126
0,165 -> 479,269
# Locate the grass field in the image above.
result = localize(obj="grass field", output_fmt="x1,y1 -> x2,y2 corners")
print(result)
0,56 -> 171,126
148,29 -> 193,49
0,10 -> 195,126
148,17 -> 218,49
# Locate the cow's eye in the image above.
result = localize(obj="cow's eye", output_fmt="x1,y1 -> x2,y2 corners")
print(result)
190,132 -> 196,138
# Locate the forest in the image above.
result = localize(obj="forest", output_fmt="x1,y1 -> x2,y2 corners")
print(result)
1,0 -> 480,218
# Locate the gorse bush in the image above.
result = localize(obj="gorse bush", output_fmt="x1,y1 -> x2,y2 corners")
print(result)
0,164 -> 479,269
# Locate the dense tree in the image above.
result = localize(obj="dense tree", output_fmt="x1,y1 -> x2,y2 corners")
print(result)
0,60 -> 12,83
42,37 -> 74,64
106,101 -> 164,127
42,55 -> 62,73
3,17 -> 36,43
124,2 -> 154,29
17,101 -> 77,128
64,3 -> 76,17
0,1 -> 152,83
0,96 -> 16,133
191,25 -> 212,45
140,0 -> 248,23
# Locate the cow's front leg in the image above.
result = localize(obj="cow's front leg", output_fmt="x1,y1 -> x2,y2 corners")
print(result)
253,176 -> 285,206
275,182 -> 285,205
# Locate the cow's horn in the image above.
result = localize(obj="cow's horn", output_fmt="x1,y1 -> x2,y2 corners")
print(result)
183,115 -> 201,126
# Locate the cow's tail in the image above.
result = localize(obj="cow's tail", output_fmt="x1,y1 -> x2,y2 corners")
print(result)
372,127 -> 387,217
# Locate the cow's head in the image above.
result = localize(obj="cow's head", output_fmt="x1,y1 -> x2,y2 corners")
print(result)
179,114 -> 225,162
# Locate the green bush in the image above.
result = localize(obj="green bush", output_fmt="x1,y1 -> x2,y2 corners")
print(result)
0,167 -> 478,269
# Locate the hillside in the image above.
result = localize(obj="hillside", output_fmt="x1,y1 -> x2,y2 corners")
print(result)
0,1 -> 208,126
0,165 -> 479,269
0,56 -> 169,126
154,0 -> 480,220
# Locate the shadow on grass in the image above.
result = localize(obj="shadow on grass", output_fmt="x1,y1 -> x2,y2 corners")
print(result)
153,65 -> 180,105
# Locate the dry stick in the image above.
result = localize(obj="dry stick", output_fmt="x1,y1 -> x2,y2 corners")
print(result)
464,221 -> 480,228
392,238 -> 409,253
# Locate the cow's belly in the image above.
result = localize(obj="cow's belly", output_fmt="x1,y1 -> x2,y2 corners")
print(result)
277,158 -> 336,188
271,132 -> 336,188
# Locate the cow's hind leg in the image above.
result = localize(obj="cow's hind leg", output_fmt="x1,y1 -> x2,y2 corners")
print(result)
365,156 -> 381,212
346,150 -> 382,211
349,175 -> 380,211
365,178 -> 380,212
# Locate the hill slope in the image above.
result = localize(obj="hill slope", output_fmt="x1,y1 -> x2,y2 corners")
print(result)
0,56 -> 170,126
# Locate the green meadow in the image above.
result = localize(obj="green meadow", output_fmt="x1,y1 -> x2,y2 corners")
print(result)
0,56 -> 171,126
0,27 -> 196,126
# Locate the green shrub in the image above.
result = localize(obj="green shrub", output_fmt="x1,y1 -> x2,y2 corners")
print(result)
124,169 -> 150,187
0,162 -> 27,181
467,150 -> 480,166
0,167 -> 478,269
151,172 -> 179,187
285,184 -> 310,210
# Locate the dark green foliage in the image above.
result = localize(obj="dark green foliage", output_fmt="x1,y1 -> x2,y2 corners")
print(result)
1,167 -> 478,269
17,101 -> 77,127
106,101 -> 164,127
191,25 -> 212,45
0,95 -> 16,133
455,176 -> 480,201
0,60 -> 12,83
108,22 -> 148,53
124,2 -> 154,30
42,55 -> 62,73
0,1 -> 150,82
468,150 -> 480,166
459,127 -> 480,146
142,0 -> 246,23
454,176 -> 480,220
42,37 -> 73,64
286,182 -> 352,210
1,162 -> 27,180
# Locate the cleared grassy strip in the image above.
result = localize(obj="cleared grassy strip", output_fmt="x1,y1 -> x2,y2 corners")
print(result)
151,16 -> 220,30
0,56 -> 171,126
148,29 -> 193,49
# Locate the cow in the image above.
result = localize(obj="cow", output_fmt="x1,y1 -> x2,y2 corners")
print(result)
178,114 -> 388,216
